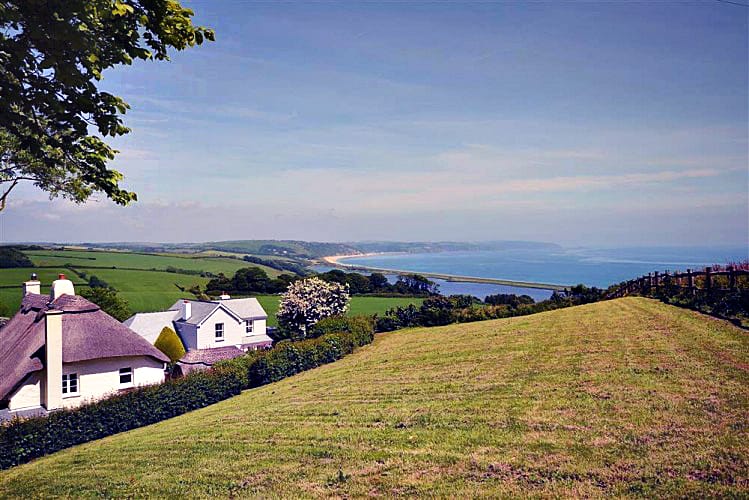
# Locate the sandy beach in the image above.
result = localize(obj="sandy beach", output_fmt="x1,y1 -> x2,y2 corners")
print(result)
322,253 -> 380,266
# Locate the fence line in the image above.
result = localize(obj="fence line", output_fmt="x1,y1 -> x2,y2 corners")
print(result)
607,266 -> 749,299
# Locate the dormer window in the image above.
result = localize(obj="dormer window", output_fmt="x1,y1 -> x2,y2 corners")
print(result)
245,320 -> 253,334
215,323 -> 224,342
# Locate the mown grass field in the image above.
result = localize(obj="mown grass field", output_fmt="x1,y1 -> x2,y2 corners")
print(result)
25,249 -> 281,277
1,297 -> 746,497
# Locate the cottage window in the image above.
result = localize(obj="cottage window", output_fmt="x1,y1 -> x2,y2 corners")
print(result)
62,373 -> 79,395
119,367 -> 133,387
245,320 -> 253,334
215,323 -> 224,341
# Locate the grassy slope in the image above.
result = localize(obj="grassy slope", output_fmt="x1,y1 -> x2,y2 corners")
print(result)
1,298 -> 746,497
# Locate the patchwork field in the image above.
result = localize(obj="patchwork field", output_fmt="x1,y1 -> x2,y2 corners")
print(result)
1,298 -> 746,497
0,269 -> 423,322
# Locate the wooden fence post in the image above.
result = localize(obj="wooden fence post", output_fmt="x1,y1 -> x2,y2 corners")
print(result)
687,269 -> 694,296
704,267 -> 712,290
728,266 -> 736,290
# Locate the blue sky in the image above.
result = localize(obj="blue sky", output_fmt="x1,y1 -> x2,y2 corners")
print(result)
3,1 -> 747,246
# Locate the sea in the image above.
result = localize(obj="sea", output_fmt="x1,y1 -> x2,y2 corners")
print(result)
319,245 -> 748,302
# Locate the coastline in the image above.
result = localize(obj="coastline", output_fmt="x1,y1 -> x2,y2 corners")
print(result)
319,253 -> 569,291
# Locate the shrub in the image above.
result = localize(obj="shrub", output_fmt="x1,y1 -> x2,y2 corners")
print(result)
154,326 -> 186,362
219,322 -> 374,390
309,315 -> 375,344
276,277 -> 350,340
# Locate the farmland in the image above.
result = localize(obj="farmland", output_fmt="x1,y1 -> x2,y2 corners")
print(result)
0,249 -> 425,321
1,298 -> 746,497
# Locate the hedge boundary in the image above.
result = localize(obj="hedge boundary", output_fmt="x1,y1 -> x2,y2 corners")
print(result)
0,316 -> 374,470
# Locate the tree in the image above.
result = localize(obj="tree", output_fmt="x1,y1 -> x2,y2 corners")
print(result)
153,326 -> 186,362
80,287 -> 131,321
0,246 -> 33,268
0,1 -> 214,210
276,277 -> 350,340
232,267 -> 270,293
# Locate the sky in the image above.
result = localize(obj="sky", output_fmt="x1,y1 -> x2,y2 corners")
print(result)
2,1 -> 748,247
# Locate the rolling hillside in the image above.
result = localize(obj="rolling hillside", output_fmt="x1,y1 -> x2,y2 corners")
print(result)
1,298 -> 747,497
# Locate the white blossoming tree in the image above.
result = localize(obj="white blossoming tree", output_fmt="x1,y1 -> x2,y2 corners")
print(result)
276,277 -> 350,339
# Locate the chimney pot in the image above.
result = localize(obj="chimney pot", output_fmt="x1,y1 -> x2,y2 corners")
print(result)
23,274 -> 41,296
50,274 -> 75,300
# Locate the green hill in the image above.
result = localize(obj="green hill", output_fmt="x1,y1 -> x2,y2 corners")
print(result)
1,298 -> 747,497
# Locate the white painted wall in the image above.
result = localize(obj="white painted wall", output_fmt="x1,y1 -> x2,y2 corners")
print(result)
7,356 -> 165,411
60,356 -> 165,409
8,373 -> 41,411
247,318 -> 267,336
196,307 -> 244,349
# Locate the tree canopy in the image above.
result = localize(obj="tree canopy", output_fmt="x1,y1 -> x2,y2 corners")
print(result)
0,0 -> 214,210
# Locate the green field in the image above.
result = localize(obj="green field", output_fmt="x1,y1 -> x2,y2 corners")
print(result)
25,249 -> 282,277
0,268 -> 87,315
2,298 -> 746,497
0,269 -> 422,321
256,295 -> 424,326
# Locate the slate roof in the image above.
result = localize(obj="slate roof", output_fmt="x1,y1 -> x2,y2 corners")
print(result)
178,346 -> 245,365
167,297 -> 267,324
216,298 -> 267,319
0,293 -> 169,402
123,310 -> 180,344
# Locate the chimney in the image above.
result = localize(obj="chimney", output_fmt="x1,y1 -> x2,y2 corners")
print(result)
42,309 -> 63,411
181,300 -> 192,321
50,273 -> 75,301
219,292 -> 231,300
23,273 -> 41,296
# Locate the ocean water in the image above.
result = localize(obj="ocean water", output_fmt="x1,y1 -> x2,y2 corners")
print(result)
338,245 -> 749,289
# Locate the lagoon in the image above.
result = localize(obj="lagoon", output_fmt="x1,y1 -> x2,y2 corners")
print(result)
339,245 -> 748,289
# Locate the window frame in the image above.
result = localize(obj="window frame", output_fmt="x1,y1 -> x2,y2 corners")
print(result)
119,367 -> 133,388
215,322 -> 225,342
62,373 -> 79,397
245,319 -> 254,334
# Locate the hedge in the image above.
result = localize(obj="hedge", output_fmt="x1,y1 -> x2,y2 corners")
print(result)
0,316 -> 375,470
218,316 -> 375,388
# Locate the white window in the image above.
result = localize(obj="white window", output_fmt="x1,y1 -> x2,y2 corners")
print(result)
62,373 -> 79,396
119,367 -> 133,387
245,320 -> 254,334
215,323 -> 224,341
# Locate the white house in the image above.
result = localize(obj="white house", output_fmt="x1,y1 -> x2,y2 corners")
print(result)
0,274 -> 169,420
124,294 -> 273,373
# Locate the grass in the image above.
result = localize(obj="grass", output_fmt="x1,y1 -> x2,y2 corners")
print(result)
257,295 -> 424,326
0,270 -> 423,321
1,297 -> 746,497
75,268 -> 212,313
25,249 -> 282,277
